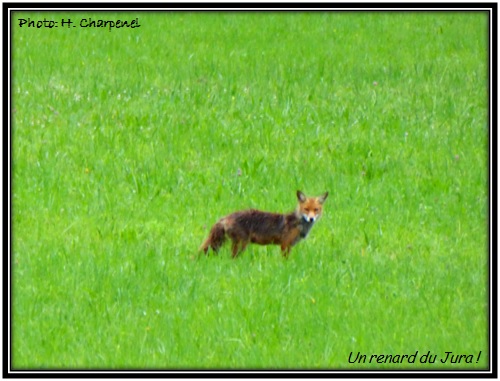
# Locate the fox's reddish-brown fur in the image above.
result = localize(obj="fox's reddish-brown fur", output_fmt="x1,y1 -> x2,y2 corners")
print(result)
199,191 -> 328,258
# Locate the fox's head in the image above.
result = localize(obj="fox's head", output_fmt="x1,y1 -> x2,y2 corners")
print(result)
297,190 -> 329,223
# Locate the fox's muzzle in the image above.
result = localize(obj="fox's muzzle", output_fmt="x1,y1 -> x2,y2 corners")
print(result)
303,215 -> 317,223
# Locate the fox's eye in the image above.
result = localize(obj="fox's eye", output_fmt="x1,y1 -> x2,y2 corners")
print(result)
304,208 -> 309,212
314,208 -> 319,212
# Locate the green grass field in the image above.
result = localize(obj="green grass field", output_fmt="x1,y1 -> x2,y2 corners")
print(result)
12,11 -> 489,370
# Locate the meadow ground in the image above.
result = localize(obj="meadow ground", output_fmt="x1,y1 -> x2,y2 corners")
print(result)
11,11 -> 489,369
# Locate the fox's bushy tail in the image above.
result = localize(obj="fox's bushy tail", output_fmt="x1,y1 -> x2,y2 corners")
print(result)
199,220 -> 226,254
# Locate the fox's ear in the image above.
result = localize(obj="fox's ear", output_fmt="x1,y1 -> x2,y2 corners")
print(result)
297,190 -> 307,203
318,192 -> 329,204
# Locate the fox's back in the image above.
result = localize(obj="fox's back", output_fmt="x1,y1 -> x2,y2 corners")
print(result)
222,209 -> 298,245
225,209 -> 292,233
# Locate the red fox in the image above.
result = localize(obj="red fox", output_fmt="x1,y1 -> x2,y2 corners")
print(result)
199,190 -> 328,258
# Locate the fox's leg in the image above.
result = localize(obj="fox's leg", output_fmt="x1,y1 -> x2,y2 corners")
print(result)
280,244 -> 292,258
231,241 -> 240,258
226,227 -> 249,258
280,230 -> 300,258
231,240 -> 249,258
